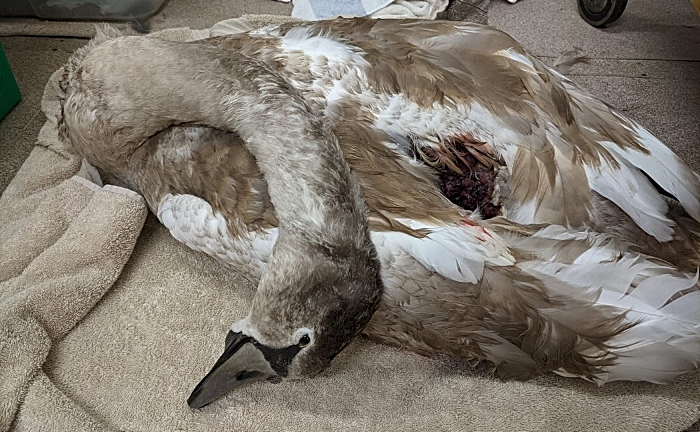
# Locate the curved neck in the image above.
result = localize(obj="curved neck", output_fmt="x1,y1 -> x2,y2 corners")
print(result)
198,44 -> 371,247
66,36 -> 371,250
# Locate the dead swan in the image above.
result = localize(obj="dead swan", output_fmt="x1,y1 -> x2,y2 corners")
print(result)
57,21 -> 700,409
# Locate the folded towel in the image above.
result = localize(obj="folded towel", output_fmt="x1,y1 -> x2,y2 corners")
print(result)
0,148 -> 147,431
0,15 -> 698,432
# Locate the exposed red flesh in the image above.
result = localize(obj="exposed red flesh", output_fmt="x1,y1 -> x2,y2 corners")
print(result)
420,142 -> 501,219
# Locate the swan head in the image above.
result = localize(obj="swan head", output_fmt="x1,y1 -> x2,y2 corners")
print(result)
188,233 -> 383,409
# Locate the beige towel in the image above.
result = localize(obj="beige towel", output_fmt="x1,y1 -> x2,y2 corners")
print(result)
0,148 -> 147,431
1,16 -> 699,432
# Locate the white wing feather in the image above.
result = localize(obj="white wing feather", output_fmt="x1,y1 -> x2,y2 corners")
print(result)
599,121 -> 700,222
519,225 -> 700,383
371,218 -> 515,284
157,193 -> 277,278
585,153 -> 674,241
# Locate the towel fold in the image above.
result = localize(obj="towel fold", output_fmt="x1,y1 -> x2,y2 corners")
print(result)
0,148 -> 147,431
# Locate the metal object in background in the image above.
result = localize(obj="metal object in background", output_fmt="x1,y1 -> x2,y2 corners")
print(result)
577,0 -> 628,27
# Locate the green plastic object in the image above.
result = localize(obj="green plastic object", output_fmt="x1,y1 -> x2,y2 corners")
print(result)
0,43 -> 21,121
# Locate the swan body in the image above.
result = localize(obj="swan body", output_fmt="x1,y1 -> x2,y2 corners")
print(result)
202,18 -> 700,268
133,123 -> 700,385
57,20 -> 700,407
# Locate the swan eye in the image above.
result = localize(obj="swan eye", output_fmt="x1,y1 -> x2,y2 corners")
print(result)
298,334 -> 311,347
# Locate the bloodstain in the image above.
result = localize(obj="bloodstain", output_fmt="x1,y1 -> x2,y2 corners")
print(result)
418,140 -> 501,219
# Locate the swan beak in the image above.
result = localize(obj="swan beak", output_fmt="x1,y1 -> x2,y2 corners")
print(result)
188,331 -> 278,409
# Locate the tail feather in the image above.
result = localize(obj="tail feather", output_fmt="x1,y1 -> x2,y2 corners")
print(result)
585,155 -> 675,241
502,224 -> 700,384
600,120 -> 700,224
557,75 -> 700,239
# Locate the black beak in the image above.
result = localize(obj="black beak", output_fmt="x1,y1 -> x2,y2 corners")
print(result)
187,331 -> 278,409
